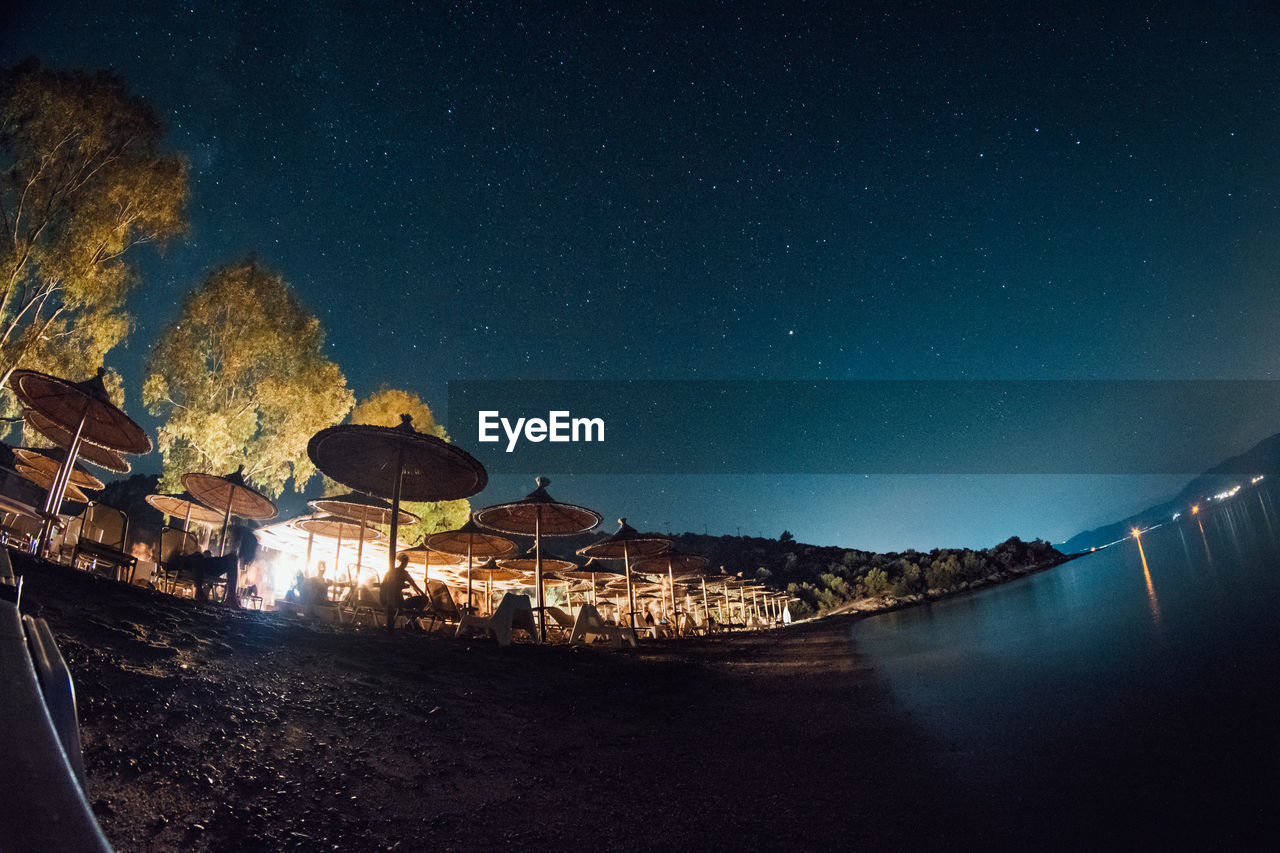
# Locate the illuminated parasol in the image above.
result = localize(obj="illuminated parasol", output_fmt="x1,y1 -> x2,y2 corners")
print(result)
145,493 -> 227,532
555,557 -> 624,607
476,476 -> 601,642
457,556 -> 526,614
182,466 -> 278,557
12,448 -> 104,491
426,517 -> 516,614
20,408 -> 131,473
14,464 -> 90,505
577,519 -> 670,632
309,492 -> 417,580
307,414 -> 488,590
9,368 -> 150,549
634,546 -> 709,637
295,515 -> 385,584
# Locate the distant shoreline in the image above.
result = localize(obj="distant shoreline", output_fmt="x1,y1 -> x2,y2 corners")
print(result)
810,551 -> 1083,623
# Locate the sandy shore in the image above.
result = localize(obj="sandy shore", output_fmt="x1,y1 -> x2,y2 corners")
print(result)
16,552 -> 972,852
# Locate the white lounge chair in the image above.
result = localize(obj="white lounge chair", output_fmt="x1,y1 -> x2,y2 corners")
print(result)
455,593 -> 539,646
569,603 -> 637,648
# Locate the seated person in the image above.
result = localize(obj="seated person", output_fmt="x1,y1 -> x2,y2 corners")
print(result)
301,562 -> 331,606
382,553 -> 427,632
164,549 -> 219,601
284,570 -> 305,604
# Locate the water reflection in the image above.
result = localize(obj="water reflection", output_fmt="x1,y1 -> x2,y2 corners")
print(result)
1196,515 -> 1213,564
854,481 -> 1280,848
1132,529 -> 1161,625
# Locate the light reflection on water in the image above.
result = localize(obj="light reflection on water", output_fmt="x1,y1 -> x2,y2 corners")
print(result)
853,481 -> 1280,846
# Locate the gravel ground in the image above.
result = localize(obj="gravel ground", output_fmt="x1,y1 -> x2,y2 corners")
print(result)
15,552 -> 968,852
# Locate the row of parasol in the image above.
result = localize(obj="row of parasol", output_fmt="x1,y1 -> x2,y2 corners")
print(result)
305,416 -> 741,639
6,368 -> 280,564
6,368 -> 788,632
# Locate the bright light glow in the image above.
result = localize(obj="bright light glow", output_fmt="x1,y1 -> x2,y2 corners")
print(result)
1191,504 -> 1200,515
1171,512 -> 1181,521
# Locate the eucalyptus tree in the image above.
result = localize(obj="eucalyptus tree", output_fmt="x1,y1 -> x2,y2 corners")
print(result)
145,258 -> 353,498
0,59 -> 187,413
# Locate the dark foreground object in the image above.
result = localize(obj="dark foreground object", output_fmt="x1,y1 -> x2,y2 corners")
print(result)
14,552 -> 970,852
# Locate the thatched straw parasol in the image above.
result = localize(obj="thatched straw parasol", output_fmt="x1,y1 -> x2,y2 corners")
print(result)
13,448 -> 104,491
307,414 -> 487,590
426,517 -> 517,614
577,519 -> 670,632
145,493 -> 227,531
21,408 -> 130,473
9,368 -> 150,549
476,476 -> 601,641
182,466 -> 278,557
634,546 -> 709,636
309,492 -> 417,580
14,463 -> 90,505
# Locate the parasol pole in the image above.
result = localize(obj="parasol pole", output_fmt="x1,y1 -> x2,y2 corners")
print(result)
38,408 -> 88,555
218,500 -> 232,557
535,506 -> 545,642
304,530 -> 314,575
387,445 -> 404,583
334,527 -> 344,579
702,578 -> 709,625
667,557 -> 679,637
624,538 -> 636,630
355,508 -> 367,577
466,536 -> 474,614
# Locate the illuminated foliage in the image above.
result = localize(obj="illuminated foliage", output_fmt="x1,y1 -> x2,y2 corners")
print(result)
0,59 -> 187,422
144,258 -> 354,498
347,387 -> 471,543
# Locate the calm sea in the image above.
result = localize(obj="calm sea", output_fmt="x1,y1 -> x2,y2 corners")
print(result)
854,484 -> 1280,849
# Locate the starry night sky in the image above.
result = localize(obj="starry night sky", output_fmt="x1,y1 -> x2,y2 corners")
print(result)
4,1 -> 1279,550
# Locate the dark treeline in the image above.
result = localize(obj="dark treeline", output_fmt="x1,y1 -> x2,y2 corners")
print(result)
667,531 -> 1063,618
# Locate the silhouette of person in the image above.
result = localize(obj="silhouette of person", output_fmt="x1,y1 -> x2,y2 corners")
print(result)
235,524 -> 259,603
382,553 -> 425,632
